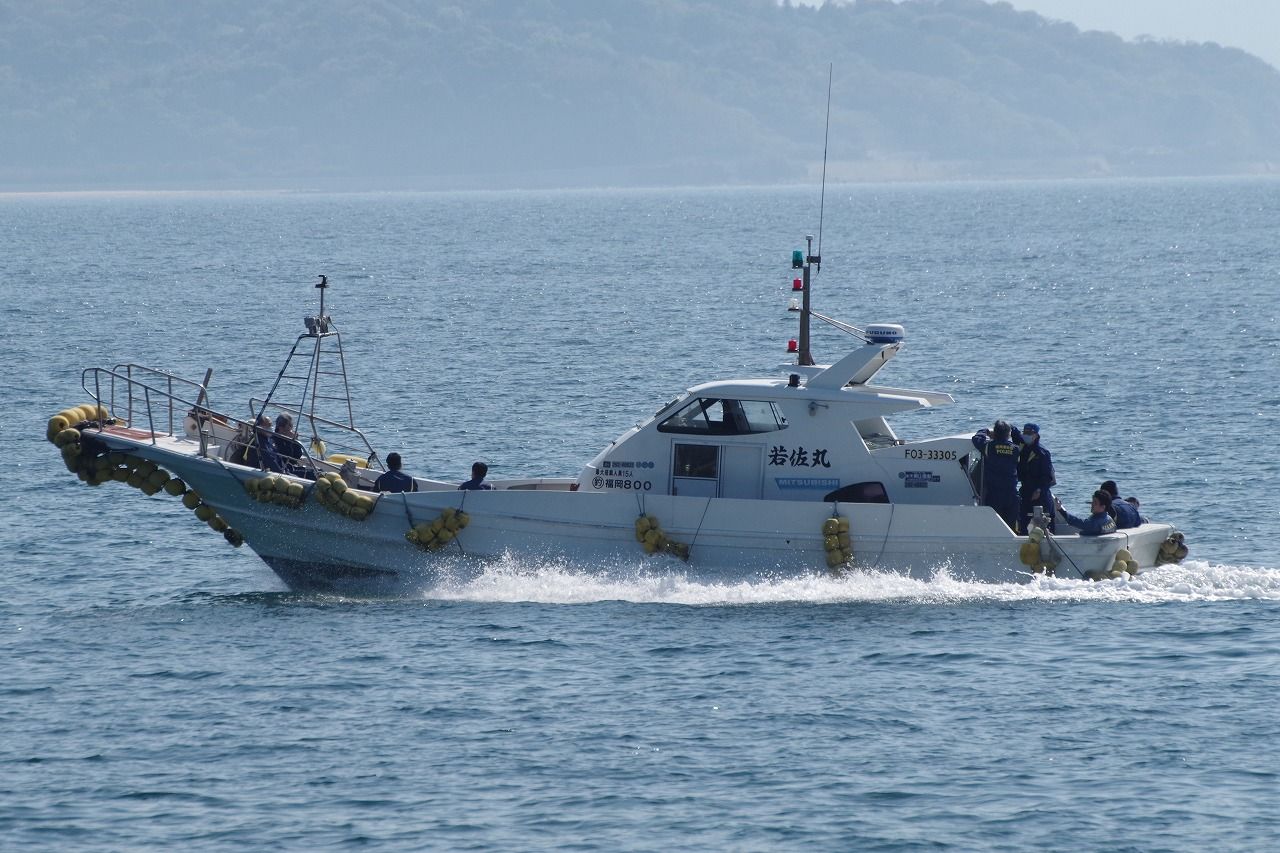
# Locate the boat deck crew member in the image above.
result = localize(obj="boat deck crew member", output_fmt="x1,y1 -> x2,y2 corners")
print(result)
1054,490 -> 1118,536
459,461 -> 493,491
273,413 -> 308,476
1100,480 -> 1142,529
971,419 -> 1019,530
1015,422 -> 1055,533
252,414 -> 284,473
374,452 -> 418,493
1125,496 -> 1147,523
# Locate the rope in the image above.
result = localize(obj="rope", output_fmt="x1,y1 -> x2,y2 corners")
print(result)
213,457 -> 248,488
1042,529 -> 1086,579
871,502 -> 894,568
687,496 -> 713,552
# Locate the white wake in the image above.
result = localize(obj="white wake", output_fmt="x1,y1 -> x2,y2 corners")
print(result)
426,557 -> 1280,605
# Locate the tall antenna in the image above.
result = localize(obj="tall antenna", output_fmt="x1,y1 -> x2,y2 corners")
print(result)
816,63 -> 833,272
795,65 -> 833,367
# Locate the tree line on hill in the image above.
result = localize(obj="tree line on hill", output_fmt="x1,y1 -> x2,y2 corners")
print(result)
1,0 -> 1277,189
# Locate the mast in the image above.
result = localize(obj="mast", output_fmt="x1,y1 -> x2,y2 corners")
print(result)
258,274 -> 357,431
795,65 -> 832,368
795,236 -> 819,366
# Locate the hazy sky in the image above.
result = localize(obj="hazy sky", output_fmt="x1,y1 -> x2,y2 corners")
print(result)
1005,1 -> 1280,70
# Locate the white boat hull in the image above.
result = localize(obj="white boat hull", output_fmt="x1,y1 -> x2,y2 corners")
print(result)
104,432 -> 1177,596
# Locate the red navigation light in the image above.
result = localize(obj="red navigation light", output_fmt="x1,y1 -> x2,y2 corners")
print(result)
792,278 -> 802,291
786,339 -> 798,353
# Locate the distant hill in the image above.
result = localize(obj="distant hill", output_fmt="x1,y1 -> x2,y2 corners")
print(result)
2,0 -> 1278,189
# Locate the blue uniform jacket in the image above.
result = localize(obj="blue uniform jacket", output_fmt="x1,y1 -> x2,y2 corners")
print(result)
1111,498 -> 1142,529
256,430 -> 284,473
1061,508 -> 1117,536
1016,441 -> 1055,495
458,478 -> 493,491
374,470 -> 417,493
971,432 -> 1019,498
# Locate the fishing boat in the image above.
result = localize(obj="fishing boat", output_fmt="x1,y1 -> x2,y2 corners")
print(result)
47,254 -> 1187,595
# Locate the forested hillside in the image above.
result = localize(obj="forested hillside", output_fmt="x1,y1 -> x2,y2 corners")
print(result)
2,0 -> 1278,189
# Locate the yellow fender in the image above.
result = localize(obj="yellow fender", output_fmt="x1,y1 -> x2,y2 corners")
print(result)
407,508 -> 471,551
314,472 -> 375,520
823,513 -> 852,570
325,453 -> 368,468
633,514 -> 689,560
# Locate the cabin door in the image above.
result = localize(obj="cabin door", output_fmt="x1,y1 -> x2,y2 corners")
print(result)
671,443 -> 718,498
719,445 -> 763,499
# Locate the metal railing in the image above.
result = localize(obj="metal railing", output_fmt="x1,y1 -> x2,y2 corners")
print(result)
81,365 -> 380,471
92,363 -> 213,438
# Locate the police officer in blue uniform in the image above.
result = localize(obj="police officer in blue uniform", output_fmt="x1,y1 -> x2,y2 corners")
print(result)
1015,422 -> 1055,533
1100,480 -> 1142,529
971,419 -> 1019,530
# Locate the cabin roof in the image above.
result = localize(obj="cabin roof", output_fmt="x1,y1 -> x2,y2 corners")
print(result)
684,378 -> 953,413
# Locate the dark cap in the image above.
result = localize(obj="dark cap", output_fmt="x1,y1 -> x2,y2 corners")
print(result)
1022,423 -> 1040,434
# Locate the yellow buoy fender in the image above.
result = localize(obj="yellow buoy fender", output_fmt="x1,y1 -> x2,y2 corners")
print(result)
1156,532 -> 1189,565
630,514 -> 688,560
408,510 -> 470,551
822,514 -> 853,570
312,473 -> 374,520
325,453 -> 367,468
49,432 -> 245,549
54,428 -> 82,448
245,475 -> 305,508
46,414 -> 72,442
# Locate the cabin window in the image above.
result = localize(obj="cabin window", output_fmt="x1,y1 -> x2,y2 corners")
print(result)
657,398 -> 786,435
855,416 -> 899,449
824,482 -> 890,503
674,444 -> 718,478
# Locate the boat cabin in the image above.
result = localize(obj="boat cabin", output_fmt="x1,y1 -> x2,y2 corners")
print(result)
578,334 -> 979,506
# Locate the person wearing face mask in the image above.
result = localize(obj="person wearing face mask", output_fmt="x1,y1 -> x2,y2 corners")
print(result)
1014,422 -> 1055,533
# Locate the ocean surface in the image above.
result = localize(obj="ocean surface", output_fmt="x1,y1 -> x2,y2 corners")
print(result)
2,179 -> 1278,851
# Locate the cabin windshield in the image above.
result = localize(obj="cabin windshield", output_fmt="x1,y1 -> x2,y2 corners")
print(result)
855,416 -> 899,449
657,398 -> 787,435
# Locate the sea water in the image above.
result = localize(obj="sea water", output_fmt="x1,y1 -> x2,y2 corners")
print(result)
1,180 -> 1278,850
